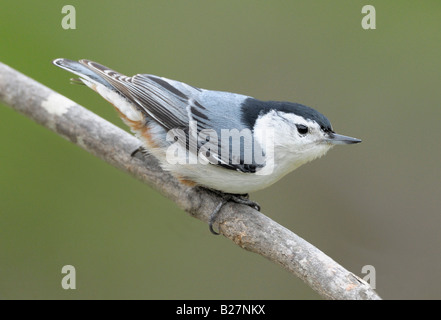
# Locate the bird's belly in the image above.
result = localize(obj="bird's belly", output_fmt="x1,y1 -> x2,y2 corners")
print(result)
168,162 -> 289,194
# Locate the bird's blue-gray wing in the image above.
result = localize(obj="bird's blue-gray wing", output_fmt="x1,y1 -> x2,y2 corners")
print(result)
80,60 -> 264,173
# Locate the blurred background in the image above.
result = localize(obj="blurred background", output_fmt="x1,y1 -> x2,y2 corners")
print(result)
0,0 -> 440,299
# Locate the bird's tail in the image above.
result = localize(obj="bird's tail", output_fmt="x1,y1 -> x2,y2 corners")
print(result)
52,58 -> 117,90
53,58 -> 145,124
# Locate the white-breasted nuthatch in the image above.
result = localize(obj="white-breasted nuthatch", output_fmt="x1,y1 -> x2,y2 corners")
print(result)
53,59 -> 361,234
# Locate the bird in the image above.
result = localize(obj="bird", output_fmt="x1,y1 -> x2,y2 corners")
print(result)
53,58 -> 361,234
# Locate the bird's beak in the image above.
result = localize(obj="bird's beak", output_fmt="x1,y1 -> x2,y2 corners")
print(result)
326,133 -> 362,145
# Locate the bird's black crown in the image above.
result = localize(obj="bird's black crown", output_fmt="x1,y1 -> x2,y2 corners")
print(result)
241,98 -> 332,132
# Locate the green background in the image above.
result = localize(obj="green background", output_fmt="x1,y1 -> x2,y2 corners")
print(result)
1,0 -> 440,299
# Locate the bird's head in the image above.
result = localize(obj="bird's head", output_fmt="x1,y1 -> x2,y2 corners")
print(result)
243,99 -> 361,170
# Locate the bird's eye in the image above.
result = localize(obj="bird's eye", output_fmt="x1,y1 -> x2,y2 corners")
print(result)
296,124 -> 308,135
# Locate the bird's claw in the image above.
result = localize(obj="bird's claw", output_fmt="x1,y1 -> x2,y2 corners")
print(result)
203,189 -> 260,235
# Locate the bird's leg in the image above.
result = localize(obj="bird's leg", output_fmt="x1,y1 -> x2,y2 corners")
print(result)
229,194 -> 260,211
199,187 -> 261,235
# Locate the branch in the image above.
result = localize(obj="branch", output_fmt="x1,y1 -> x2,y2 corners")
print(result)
0,61 -> 381,300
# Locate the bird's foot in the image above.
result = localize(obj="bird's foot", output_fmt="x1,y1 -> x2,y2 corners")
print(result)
130,145 -> 148,158
200,188 -> 260,235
